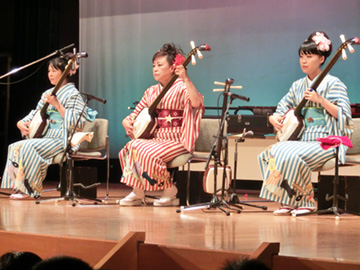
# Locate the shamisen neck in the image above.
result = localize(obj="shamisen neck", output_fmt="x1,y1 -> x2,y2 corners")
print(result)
51,82 -> 73,94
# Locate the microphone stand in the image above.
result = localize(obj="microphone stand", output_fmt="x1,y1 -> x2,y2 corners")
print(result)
0,44 -> 75,80
177,84 -> 241,216
36,97 -> 102,207
228,129 -> 267,211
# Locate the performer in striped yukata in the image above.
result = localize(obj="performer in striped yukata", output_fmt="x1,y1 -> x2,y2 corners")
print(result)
259,31 -> 353,215
119,43 -> 204,206
1,53 -> 97,199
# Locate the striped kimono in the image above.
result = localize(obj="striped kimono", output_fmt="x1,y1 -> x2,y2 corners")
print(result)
119,78 -> 204,191
1,83 -> 96,197
258,74 -> 353,208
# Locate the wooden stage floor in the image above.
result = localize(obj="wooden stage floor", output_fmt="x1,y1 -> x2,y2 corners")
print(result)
1,182 -> 360,264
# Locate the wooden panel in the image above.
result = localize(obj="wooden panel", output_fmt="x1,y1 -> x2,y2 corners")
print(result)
249,242 -> 280,269
94,231 -> 145,270
0,230 -> 117,266
273,255 -> 360,270
138,243 -> 249,270
138,242 -> 279,270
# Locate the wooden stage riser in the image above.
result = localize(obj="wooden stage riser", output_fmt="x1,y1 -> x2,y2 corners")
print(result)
2,231 -> 360,270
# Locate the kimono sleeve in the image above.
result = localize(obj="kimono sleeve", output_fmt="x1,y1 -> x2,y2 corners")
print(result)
181,89 -> 205,152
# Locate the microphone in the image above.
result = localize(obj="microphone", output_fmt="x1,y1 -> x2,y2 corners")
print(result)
244,130 -> 254,137
231,130 -> 254,139
80,92 -> 107,104
223,92 -> 250,102
78,51 -> 88,58
77,51 -> 88,65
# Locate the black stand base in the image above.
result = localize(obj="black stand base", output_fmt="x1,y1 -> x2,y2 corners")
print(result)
294,205 -> 344,218
314,206 -> 343,217
293,148 -> 359,218
294,193 -> 348,218
228,193 -> 268,210
176,195 -> 241,216
0,191 -> 11,196
36,186 -> 102,207
36,157 -> 102,207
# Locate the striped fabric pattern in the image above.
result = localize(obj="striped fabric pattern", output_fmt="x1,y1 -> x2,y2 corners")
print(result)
1,83 -> 90,196
120,78 -> 204,191
259,74 -> 353,207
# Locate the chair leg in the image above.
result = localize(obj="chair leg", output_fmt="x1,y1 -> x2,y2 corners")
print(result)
169,167 -> 179,182
105,136 -> 110,200
105,155 -> 110,200
186,161 -> 191,206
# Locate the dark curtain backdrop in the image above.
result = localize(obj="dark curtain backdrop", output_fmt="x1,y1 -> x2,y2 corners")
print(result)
0,0 -> 79,171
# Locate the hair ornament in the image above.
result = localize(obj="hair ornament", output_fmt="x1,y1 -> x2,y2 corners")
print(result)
312,32 -> 331,52
69,61 -> 79,76
173,54 -> 185,68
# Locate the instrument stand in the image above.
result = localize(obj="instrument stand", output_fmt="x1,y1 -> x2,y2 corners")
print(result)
176,140 -> 240,216
228,135 -> 267,211
294,147 -> 351,219
177,92 -> 241,216
36,98 -> 102,207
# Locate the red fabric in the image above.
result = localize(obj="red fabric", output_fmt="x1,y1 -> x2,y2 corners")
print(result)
316,135 -> 353,150
156,109 -> 183,128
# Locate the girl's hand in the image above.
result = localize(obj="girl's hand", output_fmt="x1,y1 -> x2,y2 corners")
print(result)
123,118 -> 135,136
17,121 -> 30,136
304,88 -> 324,104
269,114 -> 284,131
43,93 -> 60,108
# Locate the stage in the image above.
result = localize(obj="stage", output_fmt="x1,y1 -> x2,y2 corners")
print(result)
1,182 -> 360,268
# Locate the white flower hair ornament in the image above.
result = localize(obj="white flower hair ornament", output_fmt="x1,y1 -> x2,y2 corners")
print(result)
312,32 -> 331,52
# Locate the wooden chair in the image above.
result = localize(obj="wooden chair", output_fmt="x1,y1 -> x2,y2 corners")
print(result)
40,118 -> 110,202
70,118 -> 110,199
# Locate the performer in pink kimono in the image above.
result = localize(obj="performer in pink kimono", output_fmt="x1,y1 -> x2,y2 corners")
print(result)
119,43 -> 204,206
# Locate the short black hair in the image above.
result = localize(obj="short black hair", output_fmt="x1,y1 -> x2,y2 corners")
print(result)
0,251 -> 42,270
48,52 -> 74,73
32,255 -> 93,270
220,258 -> 270,270
152,43 -> 184,66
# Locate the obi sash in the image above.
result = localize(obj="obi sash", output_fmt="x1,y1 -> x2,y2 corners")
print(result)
156,109 -> 183,128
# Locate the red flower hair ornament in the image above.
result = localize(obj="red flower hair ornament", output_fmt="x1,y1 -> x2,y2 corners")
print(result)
172,54 -> 185,68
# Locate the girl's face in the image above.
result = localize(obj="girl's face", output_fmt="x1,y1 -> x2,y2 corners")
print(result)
152,56 -> 174,85
48,64 -> 63,86
299,52 -> 324,80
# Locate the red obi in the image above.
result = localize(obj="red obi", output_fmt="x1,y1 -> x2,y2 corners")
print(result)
156,109 -> 183,128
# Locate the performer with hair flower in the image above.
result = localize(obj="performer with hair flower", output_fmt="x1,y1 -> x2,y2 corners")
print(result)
119,43 -> 204,206
259,31 -> 353,215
